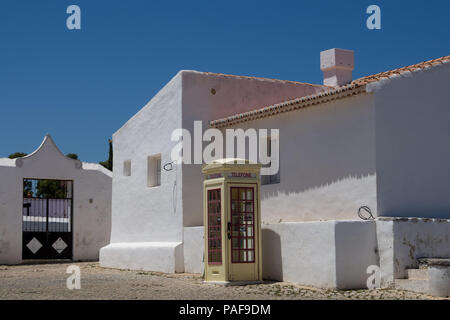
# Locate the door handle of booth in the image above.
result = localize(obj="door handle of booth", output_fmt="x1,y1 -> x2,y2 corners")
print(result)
227,222 -> 232,239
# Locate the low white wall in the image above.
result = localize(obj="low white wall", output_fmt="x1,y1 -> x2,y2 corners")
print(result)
428,264 -> 450,297
263,221 -> 378,289
183,221 -> 378,289
334,220 -> 379,289
100,242 -> 184,273
262,221 -> 336,287
183,227 -> 204,274
377,217 -> 450,287
73,164 -> 113,261
0,162 -> 21,264
375,219 -> 395,287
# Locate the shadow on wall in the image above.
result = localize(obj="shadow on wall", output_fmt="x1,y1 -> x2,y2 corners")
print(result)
262,173 -> 376,200
260,173 -> 377,223
261,228 -> 283,281
243,96 -> 377,222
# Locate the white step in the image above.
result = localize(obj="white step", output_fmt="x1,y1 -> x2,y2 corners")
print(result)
406,268 -> 428,280
394,279 -> 429,294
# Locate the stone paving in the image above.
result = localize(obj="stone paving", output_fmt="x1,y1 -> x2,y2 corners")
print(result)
0,262 -> 444,300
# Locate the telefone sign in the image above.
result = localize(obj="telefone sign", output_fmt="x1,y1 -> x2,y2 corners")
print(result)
229,172 -> 256,178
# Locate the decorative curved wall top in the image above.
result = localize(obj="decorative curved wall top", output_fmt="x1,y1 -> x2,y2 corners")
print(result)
0,134 -> 112,176
16,134 -> 82,169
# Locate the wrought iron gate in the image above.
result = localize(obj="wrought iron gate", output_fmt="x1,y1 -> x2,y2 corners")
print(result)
22,179 -> 73,260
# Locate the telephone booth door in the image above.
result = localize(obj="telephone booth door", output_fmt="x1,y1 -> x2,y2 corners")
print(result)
228,184 -> 259,281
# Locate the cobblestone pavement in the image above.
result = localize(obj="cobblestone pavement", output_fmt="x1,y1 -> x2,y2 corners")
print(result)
0,262 -> 443,300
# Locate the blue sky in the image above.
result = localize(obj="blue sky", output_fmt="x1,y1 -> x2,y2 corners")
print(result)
0,0 -> 449,163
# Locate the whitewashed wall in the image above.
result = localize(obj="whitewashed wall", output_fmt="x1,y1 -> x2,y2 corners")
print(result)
103,70 -> 329,271
377,217 -> 450,287
0,135 -> 112,264
184,221 -> 378,289
372,62 -> 450,219
334,220 -> 379,289
0,159 -> 21,264
100,242 -> 184,273
263,221 -> 378,289
223,93 -> 377,223
262,222 -> 336,287
101,71 -> 185,271
108,72 -> 184,244
183,226 -> 204,274
181,71 -> 328,227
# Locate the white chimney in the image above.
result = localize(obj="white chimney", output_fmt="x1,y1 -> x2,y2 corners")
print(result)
320,48 -> 354,86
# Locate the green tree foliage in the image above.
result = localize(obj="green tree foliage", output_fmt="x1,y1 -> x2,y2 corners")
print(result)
8,152 -> 27,159
23,180 -> 33,197
23,179 -> 71,199
99,139 -> 113,171
66,153 -> 79,160
35,180 -> 68,199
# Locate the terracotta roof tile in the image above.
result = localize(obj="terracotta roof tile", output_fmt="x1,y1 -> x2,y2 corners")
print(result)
352,55 -> 450,85
210,84 -> 365,128
210,55 -> 450,128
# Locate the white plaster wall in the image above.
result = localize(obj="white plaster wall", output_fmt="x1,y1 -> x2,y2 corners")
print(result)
100,242 -> 184,273
181,71 -> 329,227
108,70 -> 377,274
182,223 -> 337,286
393,218 -> 450,276
73,163 -> 112,261
109,70 -> 332,247
263,220 -> 378,289
377,217 -> 450,287
183,226 -> 204,274
182,221 -> 378,289
375,219 -> 395,287
262,221 -> 337,287
334,220 -> 378,289
225,93 -> 377,223
0,136 -> 112,264
0,160 -> 21,264
110,72 -> 184,244
372,62 -> 450,219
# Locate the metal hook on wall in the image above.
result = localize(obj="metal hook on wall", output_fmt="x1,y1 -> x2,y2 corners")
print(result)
163,160 -> 176,171
358,206 -> 375,220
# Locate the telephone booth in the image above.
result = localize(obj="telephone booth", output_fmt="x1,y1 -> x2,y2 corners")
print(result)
202,158 -> 262,283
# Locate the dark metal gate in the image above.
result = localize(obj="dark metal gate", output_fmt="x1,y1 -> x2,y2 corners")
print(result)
22,179 -> 73,260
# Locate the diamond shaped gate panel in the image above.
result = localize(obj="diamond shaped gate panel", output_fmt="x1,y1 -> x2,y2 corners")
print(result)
22,179 -> 73,260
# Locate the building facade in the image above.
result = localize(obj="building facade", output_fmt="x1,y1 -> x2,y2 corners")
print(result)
101,50 -> 450,289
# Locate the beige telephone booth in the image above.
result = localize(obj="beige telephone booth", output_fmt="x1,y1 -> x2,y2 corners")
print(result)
202,158 -> 262,283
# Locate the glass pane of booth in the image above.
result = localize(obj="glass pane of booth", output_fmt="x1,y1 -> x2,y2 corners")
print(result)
248,251 -> 254,261
230,187 -> 255,263
207,189 -> 222,265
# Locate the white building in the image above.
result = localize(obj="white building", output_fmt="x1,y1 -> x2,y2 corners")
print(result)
0,135 -> 112,264
101,49 -> 450,290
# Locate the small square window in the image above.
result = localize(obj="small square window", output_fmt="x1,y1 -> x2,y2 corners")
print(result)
261,136 -> 280,185
147,154 -> 161,187
123,160 -> 131,177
